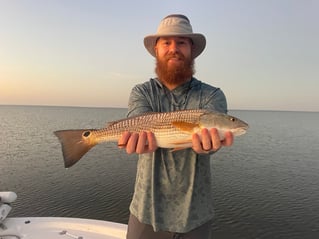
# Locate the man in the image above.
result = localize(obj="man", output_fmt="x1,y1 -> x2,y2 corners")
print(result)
118,14 -> 234,239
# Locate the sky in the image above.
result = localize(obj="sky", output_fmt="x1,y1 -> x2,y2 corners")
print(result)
1,0 -> 318,112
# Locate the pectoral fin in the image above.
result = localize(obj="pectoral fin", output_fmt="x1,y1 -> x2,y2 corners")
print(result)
171,121 -> 200,133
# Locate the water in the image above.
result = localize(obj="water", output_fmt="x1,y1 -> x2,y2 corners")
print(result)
1,105 -> 319,239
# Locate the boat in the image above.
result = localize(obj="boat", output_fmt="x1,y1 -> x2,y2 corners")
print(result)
0,191 -> 127,239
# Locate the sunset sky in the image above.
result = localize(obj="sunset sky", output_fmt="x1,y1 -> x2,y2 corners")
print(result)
1,0 -> 318,111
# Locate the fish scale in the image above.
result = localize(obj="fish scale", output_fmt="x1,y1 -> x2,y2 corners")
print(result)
54,109 -> 248,168
96,109 -> 204,139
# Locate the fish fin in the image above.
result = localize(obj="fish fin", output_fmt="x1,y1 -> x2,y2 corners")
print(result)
105,111 -> 159,127
54,130 -> 97,168
170,147 -> 188,152
105,120 -> 118,127
171,121 -> 200,133
169,139 -> 193,151
171,139 -> 192,145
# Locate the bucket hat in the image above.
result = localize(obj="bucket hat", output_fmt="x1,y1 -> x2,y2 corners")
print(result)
144,14 -> 206,58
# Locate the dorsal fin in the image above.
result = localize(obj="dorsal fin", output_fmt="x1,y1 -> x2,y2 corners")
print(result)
105,111 -> 160,127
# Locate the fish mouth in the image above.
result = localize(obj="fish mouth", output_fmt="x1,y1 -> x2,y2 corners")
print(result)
234,126 -> 249,136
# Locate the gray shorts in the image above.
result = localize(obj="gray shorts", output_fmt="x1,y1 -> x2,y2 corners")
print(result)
126,214 -> 212,239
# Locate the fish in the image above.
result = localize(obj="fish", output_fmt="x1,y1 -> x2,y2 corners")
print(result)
54,109 -> 248,168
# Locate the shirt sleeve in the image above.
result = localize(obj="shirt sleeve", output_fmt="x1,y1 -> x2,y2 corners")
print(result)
127,84 -> 153,117
201,86 -> 228,114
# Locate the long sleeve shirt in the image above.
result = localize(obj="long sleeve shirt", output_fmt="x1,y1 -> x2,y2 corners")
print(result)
127,77 -> 228,233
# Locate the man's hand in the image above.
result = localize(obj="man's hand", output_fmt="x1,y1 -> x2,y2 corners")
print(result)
118,131 -> 158,154
118,128 -> 233,155
192,128 -> 234,154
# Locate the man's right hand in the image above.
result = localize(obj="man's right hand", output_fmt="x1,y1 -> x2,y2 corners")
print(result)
118,131 -> 158,154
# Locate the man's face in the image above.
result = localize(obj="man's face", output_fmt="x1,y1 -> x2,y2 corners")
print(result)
154,37 -> 194,86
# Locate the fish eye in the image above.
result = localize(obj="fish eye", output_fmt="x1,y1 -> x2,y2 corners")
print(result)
83,131 -> 91,137
230,117 -> 235,122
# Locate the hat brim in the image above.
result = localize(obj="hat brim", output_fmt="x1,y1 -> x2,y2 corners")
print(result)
144,33 -> 206,58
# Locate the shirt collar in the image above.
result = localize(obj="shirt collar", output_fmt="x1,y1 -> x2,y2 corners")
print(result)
154,77 -> 197,93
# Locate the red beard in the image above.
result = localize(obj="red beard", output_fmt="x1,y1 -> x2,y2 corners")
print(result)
155,53 -> 195,86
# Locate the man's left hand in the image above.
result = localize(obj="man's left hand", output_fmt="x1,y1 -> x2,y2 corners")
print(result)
192,128 -> 234,154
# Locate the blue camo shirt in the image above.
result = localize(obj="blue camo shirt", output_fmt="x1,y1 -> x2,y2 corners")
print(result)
127,77 -> 228,233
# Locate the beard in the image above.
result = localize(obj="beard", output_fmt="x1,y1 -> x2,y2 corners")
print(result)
155,52 -> 195,86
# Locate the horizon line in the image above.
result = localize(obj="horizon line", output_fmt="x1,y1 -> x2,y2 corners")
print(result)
1,104 -> 318,113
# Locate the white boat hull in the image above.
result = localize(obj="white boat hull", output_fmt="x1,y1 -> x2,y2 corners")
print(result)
0,217 -> 127,239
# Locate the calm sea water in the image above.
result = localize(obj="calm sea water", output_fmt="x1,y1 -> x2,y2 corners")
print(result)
1,105 -> 319,239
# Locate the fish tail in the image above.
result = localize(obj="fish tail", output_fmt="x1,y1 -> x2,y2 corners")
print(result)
54,129 -> 97,168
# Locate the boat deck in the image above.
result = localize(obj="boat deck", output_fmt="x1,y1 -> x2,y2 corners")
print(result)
0,217 -> 127,239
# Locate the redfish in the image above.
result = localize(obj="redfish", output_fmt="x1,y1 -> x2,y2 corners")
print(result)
54,109 -> 248,168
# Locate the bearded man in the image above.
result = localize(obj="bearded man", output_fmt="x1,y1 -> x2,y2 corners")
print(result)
118,14 -> 234,239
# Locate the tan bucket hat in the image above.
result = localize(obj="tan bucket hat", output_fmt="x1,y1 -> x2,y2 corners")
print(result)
144,14 -> 206,59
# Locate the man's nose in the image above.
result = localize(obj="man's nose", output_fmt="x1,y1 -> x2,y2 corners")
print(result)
169,41 -> 179,53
